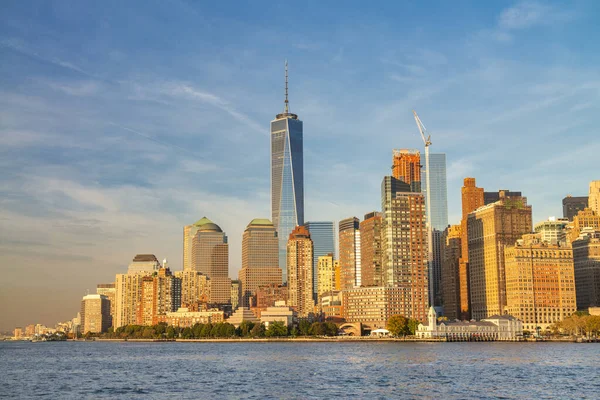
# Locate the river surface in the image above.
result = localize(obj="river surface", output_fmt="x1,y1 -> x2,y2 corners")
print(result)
0,341 -> 598,399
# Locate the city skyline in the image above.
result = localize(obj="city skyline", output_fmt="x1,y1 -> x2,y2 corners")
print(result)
2,1 -> 600,331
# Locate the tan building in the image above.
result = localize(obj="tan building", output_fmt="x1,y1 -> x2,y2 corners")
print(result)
13,328 -> 23,339
252,284 -> 288,317
231,280 -> 240,310
534,218 -> 568,245
137,267 -> 181,326
342,286 -> 416,330
381,176 -> 429,322
317,253 -> 338,300
81,294 -> 111,333
156,307 -> 224,327
467,191 -> 532,320
287,226 -> 315,317
572,230 -> 600,309
238,219 -> 282,307
442,224 -> 462,320
226,307 -> 260,328
189,217 -> 231,304
459,178 -> 485,320
320,291 -> 342,319
96,283 -> 116,327
25,325 -> 35,337
115,271 -> 153,328
260,303 -> 296,327
360,211 -> 383,287
589,181 -> 600,215
505,234 -> 576,331
339,217 -> 361,290
570,208 -> 600,242
392,149 -> 421,192
175,269 -> 211,308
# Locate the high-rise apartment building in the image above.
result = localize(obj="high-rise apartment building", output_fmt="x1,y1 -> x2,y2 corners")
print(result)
96,283 -> 116,327
360,212 -> 383,287
381,176 -> 429,322
562,195 -> 588,221
504,233 -> 576,331
271,62 -> 304,281
570,208 -> 600,242
175,270 -> 210,308
467,191 -> 533,320
459,177 -> 485,320
115,254 -> 159,328
137,267 -> 181,326
190,217 -> 231,304
441,225 -> 462,320
339,217 -> 361,290
238,219 -> 282,307
392,149 -> 421,192
572,230 -> 600,310
287,226 -> 314,317
80,294 -> 111,333
589,181 -> 600,215
342,286 -> 417,329
304,221 -> 335,300
317,253 -> 337,299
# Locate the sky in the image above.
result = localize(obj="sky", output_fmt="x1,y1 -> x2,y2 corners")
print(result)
1,0 -> 599,331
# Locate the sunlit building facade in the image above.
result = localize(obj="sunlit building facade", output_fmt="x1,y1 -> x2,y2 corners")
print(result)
304,221 -> 335,301
360,212 -> 383,287
339,217 -> 361,290
287,226 -> 314,317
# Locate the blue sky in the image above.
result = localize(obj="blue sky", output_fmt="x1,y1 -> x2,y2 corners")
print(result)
1,0 -> 599,330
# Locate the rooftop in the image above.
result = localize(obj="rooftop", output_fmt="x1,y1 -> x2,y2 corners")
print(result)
193,216 -> 223,232
132,254 -> 159,262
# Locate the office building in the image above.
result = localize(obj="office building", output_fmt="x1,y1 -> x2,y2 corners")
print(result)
563,195 -> 588,221
483,190 -> 522,205
339,217 -> 361,290
467,191 -> 532,320
320,291 -> 342,319
156,307 -> 224,327
572,230 -> 600,310
504,233 -> 576,331
287,226 -> 314,317
127,254 -> 160,274
534,217 -> 568,245
304,221 -> 335,301
421,153 -> 449,231
381,176 -> 429,322
96,283 -> 116,326
115,254 -> 159,328
360,212 -> 383,287
271,62 -> 304,280
570,208 -> 600,242
260,304 -> 296,327
392,149 -> 421,192
317,253 -> 337,299
590,181 -> 600,215
441,225 -> 462,320
80,294 -> 111,334
252,284 -> 288,317
238,219 -> 282,307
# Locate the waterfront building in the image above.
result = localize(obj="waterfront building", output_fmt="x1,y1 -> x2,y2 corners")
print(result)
231,280 -> 240,311
238,219 -> 282,307
189,217 -> 231,304
156,307 -> 224,328
416,307 -> 523,340
80,294 -> 111,333
260,302 -> 296,327
392,149 -> 421,192
339,217 -> 361,290
317,253 -> 337,299
13,328 -> 23,340
381,176 -> 428,322
287,226 -> 314,317
25,325 -> 35,337
572,230 -> 600,310
271,62 -> 304,280
459,178 -> 485,320
226,307 -> 260,328
360,212 -> 383,287
320,291 -> 343,319
467,191 -> 532,320
137,266 -> 181,326
441,225 -> 462,320
96,283 -> 116,326
504,234 -> 576,331
590,181 -> 600,215
342,286 -> 416,330
570,208 -> 600,242
127,254 -> 160,274
175,270 -> 210,308
563,195 -> 588,221
534,217 -> 568,245
304,221 -> 335,301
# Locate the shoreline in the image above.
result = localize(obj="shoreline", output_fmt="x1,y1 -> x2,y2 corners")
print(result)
81,337 -> 594,343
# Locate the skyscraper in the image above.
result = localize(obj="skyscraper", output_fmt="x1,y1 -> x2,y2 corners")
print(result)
381,176 -> 429,321
421,153 -> 448,231
339,217 -> 361,290
287,226 -> 314,317
304,221 -> 335,300
441,225 -> 462,320
317,253 -> 337,300
80,294 -> 111,334
137,266 -> 181,326
562,195 -> 588,221
572,230 -> 600,310
96,283 -> 116,327
392,149 -> 421,192
589,181 -> 600,215
360,211 -> 383,287
238,219 -> 282,307
467,191 -> 532,320
271,61 -> 304,281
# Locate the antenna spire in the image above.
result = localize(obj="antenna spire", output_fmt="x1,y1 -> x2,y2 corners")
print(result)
284,60 -> 289,113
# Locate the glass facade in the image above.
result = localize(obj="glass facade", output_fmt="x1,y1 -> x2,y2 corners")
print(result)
421,153 -> 448,231
304,221 -> 335,300
271,115 -> 304,281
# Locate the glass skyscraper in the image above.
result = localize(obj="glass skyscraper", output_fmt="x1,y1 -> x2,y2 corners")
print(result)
304,221 -> 335,300
421,153 -> 448,231
271,63 -> 304,282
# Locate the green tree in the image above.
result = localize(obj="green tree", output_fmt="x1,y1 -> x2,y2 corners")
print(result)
250,323 -> 266,337
310,322 -> 326,336
222,323 -> 236,337
266,321 -> 288,337
407,318 -> 420,335
237,321 -> 255,337
142,327 -> 155,339
182,327 -> 193,339
324,322 -> 339,336
298,320 -> 311,336
387,315 -> 410,336
166,326 -> 176,339
155,323 -> 167,337
192,323 -> 204,338
200,323 -> 213,338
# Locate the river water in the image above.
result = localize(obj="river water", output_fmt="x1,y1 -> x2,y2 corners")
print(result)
0,341 -> 598,399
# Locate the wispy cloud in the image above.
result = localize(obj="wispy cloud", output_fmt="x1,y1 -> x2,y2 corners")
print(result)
498,1 -> 572,30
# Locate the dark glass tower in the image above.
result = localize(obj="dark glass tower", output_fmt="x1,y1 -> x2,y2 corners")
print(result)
304,221 -> 335,300
271,61 -> 304,281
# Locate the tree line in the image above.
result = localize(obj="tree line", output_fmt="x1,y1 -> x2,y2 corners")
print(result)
551,312 -> 600,337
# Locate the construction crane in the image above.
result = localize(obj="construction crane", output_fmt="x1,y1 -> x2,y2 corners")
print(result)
413,110 -> 434,308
